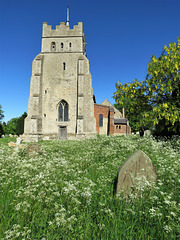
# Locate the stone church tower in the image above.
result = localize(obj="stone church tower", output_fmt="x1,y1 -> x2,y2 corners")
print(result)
23,21 -> 96,141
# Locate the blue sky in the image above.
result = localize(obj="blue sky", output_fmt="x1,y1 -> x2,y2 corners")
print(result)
0,0 -> 180,123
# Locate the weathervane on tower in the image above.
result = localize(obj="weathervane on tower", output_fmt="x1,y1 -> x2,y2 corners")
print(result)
66,0 -> 69,26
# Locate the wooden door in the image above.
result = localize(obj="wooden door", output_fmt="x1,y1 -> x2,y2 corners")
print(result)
59,126 -> 67,140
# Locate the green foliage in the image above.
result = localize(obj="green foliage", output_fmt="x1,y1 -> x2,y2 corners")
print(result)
16,112 -> 27,135
3,117 -> 19,135
3,112 -> 27,136
114,79 -> 152,133
0,105 -> 4,122
114,37 -> 180,136
0,124 -> 4,137
145,38 -> 180,136
0,136 -> 179,239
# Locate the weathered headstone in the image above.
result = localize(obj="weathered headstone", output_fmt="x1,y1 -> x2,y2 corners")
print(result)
26,143 -> 41,157
115,150 -> 157,196
8,140 -> 26,154
144,130 -> 151,136
16,137 -> 22,145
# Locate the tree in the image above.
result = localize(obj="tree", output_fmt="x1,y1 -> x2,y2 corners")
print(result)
114,37 -> 180,136
113,79 -> 152,133
3,112 -> 27,136
0,105 -> 4,137
0,105 -> 4,122
0,124 -> 4,137
144,38 -> 180,136
3,118 -> 19,135
16,112 -> 27,135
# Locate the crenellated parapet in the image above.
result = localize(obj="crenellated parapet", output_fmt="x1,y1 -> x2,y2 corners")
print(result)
23,19 -> 95,142
41,22 -> 85,53
42,22 -> 83,37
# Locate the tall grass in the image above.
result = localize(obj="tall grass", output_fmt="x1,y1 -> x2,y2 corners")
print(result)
0,135 -> 179,239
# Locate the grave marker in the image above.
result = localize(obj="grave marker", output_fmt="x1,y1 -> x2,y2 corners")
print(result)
115,150 -> 157,196
26,143 -> 41,157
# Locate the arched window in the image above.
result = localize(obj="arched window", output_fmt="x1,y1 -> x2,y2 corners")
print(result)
63,62 -> 66,70
69,42 -> 72,51
61,42 -> 64,51
58,100 -> 68,121
51,42 -> 56,51
99,114 -> 103,127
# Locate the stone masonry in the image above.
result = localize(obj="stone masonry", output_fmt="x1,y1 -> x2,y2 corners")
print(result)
23,22 -> 96,142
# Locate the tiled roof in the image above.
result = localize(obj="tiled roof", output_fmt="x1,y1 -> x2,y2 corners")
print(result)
114,118 -> 128,124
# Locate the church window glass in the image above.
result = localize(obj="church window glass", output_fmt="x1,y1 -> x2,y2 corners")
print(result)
51,42 -> 56,51
58,100 -> 68,122
99,114 -> 103,127
61,42 -> 64,51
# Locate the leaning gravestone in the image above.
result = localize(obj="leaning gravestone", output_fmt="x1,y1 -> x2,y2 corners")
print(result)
26,143 -> 41,157
115,150 -> 157,197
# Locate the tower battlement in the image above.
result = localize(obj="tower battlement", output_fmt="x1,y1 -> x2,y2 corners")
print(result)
42,22 -> 83,37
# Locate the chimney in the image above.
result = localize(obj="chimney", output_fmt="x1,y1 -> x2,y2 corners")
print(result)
122,108 -> 125,118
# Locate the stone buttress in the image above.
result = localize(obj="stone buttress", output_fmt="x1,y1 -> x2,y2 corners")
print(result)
23,22 -> 96,142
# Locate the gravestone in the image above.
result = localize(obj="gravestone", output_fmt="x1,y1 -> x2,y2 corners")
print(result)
26,143 -> 41,156
115,150 -> 157,196
16,137 -> 22,145
8,140 -> 26,154
144,130 -> 151,136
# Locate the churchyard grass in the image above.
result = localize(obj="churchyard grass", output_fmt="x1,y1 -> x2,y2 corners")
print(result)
0,137 -> 16,146
0,135 -> 179,239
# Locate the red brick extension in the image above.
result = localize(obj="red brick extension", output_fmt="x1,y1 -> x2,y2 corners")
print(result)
94,104 -> 131,136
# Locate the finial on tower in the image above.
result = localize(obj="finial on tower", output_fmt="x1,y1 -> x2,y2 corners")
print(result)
66,0 -> 69,26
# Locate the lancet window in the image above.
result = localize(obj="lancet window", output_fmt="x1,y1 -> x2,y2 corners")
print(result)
99,114 -> 103,127
51,42 -> 56,51
63,62 -> 66,70
61,42 -> 64,51
58,100 -> 68,122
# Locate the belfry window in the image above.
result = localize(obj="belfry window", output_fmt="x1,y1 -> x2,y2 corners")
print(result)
63,62 -> 66,70
58,100 -> 68,122
61,42 -> 64,51
99,114 -> 103,127
69,42 -> 72,51
51,42 -> 56,51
